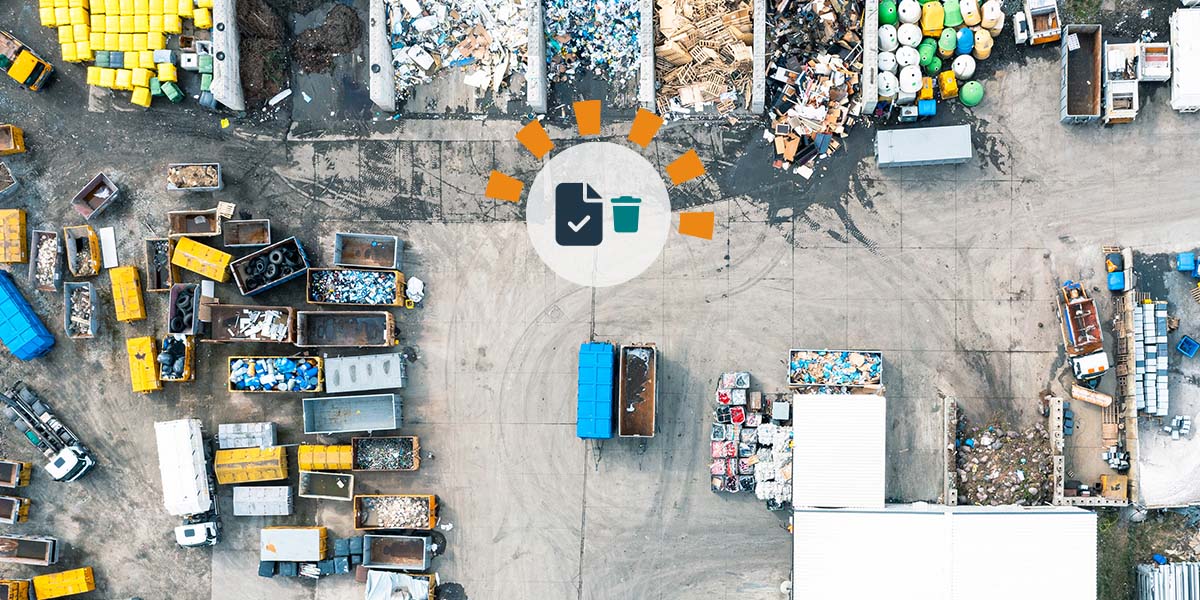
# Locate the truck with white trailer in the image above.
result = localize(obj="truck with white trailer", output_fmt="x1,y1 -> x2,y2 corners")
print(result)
154,419 -> 220,547
0,382 -> 95,482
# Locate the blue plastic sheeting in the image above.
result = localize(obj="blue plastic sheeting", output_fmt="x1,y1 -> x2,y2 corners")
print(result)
0,271 -> 54,360
577,342 -> 615,439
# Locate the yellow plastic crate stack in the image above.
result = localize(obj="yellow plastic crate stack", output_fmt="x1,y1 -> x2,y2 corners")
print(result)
43,0 -> 215,108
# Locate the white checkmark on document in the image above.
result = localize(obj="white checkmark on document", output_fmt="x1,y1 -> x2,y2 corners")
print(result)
567,215 -> 591,232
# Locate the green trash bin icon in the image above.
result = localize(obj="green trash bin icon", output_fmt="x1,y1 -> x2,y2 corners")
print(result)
610,196 -> 641,233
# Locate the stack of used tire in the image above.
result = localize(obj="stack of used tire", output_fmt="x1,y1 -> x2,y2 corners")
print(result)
243,245 -> 304,292
169,284 -> 196,334
877,0 -> 1000,111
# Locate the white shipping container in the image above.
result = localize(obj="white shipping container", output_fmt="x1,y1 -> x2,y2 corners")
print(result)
154,419 -> 213,517
233,486 -> 293,516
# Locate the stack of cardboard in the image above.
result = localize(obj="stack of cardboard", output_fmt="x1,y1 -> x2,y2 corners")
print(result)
655,0 -> 754,116
764,0 -> 864,175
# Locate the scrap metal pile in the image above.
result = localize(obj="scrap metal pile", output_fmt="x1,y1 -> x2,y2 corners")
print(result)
309,270 -> 398,305
384,0 -> 528,102
710,372 -> 793,509
355,437 -> 416,470
358,495 -> 431,529
219,309 -> 290,342
67,286 -> 93,338
230,357 -> 321,392
545,0 -> 640,85
787,349 -> 881,390
954,415 -> 1052,505
655,0 -> 754,116
764,0 -> 864,174
34,235 -> 57,289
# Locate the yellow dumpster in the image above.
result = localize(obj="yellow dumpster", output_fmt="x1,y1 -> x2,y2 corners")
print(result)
110,265 -> 146,322
297,444 -> 352,471
0,125 -> 25,156
171,236 -> 231,282
33,567 -> 95,599
0,210 -> 27,263
126,336 -> 161,392
214,446 -> 287,484
0,579 -> 31,600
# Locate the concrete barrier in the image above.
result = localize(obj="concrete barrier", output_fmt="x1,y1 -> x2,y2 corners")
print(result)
752,0 -> 765,112
368,0 -> 396,112
639,0 -> 655,109
526,1 -> 547,114
211,0 -> 245,111
861,0 -> 878,114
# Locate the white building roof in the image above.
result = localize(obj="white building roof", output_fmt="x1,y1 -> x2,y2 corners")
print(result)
1172,9 -> 1200,111
790,394 -> 886,508
792,505 -> 1097,600
154,419 -> 213,516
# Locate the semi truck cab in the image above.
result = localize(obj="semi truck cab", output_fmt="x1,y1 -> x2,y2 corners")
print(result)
44,447 -> 95,482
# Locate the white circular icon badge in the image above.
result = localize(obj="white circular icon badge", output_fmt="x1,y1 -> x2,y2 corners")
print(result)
526,142 -> 670,288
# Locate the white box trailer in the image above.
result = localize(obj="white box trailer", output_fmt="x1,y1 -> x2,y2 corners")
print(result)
233,486 -> 292,516
1172,9 -> 1200,112
324,353 -> 407,394
154,419 -> 213,517
876,125 -> 973,168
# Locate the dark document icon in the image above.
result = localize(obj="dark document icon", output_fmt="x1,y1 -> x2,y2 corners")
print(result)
555,183 -> 604,247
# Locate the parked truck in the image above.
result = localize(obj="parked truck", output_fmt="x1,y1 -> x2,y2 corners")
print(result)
0,534 -> 57,566
1058,280 -> 1110,381
0,270 -> 55,360
302,394 -> 401,435
618,344 -> 657,438
1060,24 -> 1103,123
0,31 -> 53,91
298,470 -> 355,501
153,419 -> 220,547
260,526 -> 328,562
214,447 -> 287,484
32,567 -> 94,599
0,459 -> 31,487
324,353 -> 406,394
577,342 -> 615,439
1,382 -> 94,482
362,534 -> 433,571
295,311 -> 396,348
353,494 -> 437,530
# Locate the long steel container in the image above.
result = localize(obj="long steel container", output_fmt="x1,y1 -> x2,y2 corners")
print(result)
214,447 -> 287,484
27,230 -> 61,292
32,567 -> 94,599
295,311 -> 395,348
306,268 -> 405,306
362,534 -> 432,571
324,353 -> 406,394
232,486 -> 292,516
302,394 -> 401,435
143,238 -> 179,292
208,305 -> 295,343
62,282 -> 97,340
353,494 -> 437,530
0,534 -> 58,566
0,460 -> 31,487
352,436 -> 419,472
333,232 -> 403,270
298,470 -> 354,501
229,237 -> 310,296
297,445 -> 352,470
260,527 -> 327,562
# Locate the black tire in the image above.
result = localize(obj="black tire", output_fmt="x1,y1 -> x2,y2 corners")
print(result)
170,316 -> 184,332
268,249 -> 284,265
264,264 -> 279,279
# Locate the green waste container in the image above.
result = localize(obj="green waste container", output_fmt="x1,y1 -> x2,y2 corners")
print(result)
610,197 -> 642,233
880,0 -> 898,25
162,81 -> 184,103
960,81 -> 984,107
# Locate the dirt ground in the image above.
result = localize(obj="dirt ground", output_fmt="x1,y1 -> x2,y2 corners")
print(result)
292,4 -> 362,74
1098,510 -> 1200,600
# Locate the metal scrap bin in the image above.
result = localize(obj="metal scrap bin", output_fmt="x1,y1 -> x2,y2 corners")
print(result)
353,494 -> 437,530
0,125 -> 25,156
0,210 -> 27,264
143,237 -> 179,292
159,334 -> 195,382
351,436 -> 419,472
27,230 -> 61,292
0,162 -> 17,200
298,470 -> 354,501
214,447 -> 288,484
63,282 -> 97,339
223,219 -> 271,248
166,162 -> 223,192
306,268 -> 404,306
207,305 -> 296,343
167,207 -> 224,238
62,225 -> 101,277
32,567 -> 95,599
70,173 -> 120,220
297,445 -> 352,470
229,237 -> 310,296
167,283 -> 201,335
233,486 -> 293,516
228,356 -> 323,393
333,232 -> 402,270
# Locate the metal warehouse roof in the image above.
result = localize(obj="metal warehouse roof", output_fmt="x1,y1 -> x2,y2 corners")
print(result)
790,394 -> 886,508
792,505 -> 1097,600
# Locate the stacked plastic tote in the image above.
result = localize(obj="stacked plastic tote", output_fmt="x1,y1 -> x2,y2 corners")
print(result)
1134,299 -> 1169,417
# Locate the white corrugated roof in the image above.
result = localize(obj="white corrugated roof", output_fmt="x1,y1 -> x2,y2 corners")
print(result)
792,505 -> 1097,600
154,419 -> 213,516
1173,9 -> 1200,110
790,394 -> 886,508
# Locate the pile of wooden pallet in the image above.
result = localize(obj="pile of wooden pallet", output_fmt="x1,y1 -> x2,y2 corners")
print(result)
655,0 -> 754,116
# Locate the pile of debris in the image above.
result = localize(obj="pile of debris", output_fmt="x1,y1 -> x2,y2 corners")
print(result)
358,495 -> 431,529
954,415 -> 1053,505
787,349 -> 881,389
545,0 -> 640,85
230,357 -> 321,392
710,372 -> 794,509
67,286 -> 93,338
355,437 -> 416,470
34,234 -> 57,290
384,0 -> 528,102
764,0 -> 864,175
238,0 -> 289,109
218,309 -> 290,342
293,4 -> 362,74
167,165 -> 220,190
309,270 -> 398,305
655,0 -> 754,116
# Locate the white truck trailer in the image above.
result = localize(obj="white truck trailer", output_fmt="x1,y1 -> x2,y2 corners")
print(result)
154,419 -> 220,547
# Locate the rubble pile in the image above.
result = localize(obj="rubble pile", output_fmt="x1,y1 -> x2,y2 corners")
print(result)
545,0 -> 640,85
384,0 -> 528,102
764,0 -> 864,175
219,309 -> 290,342
655,0 -> 754,116
710,372 -> 793,509
34,235 -> 58,289
230,357 -> 321,392
309,270 -> 398,305
787,349 -> 881,389
356,438 -> 416,470
67,286 -> 92,338
167,165 -> 220,189
955,416 -> 1053,505
359,495 -> 431,529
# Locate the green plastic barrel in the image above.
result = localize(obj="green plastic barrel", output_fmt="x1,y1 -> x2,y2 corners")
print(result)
880,0 -> 898,25
943,0 -> 964,27
938,28 -> 957,58
960,80 -> 984,107
924,56 -> 943,76
918,38 -> 937,66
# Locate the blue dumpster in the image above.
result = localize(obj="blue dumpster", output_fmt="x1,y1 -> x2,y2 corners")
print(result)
577,342 -> 615,439
0,271 -> 54,360
1178,335 -> 1199,359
